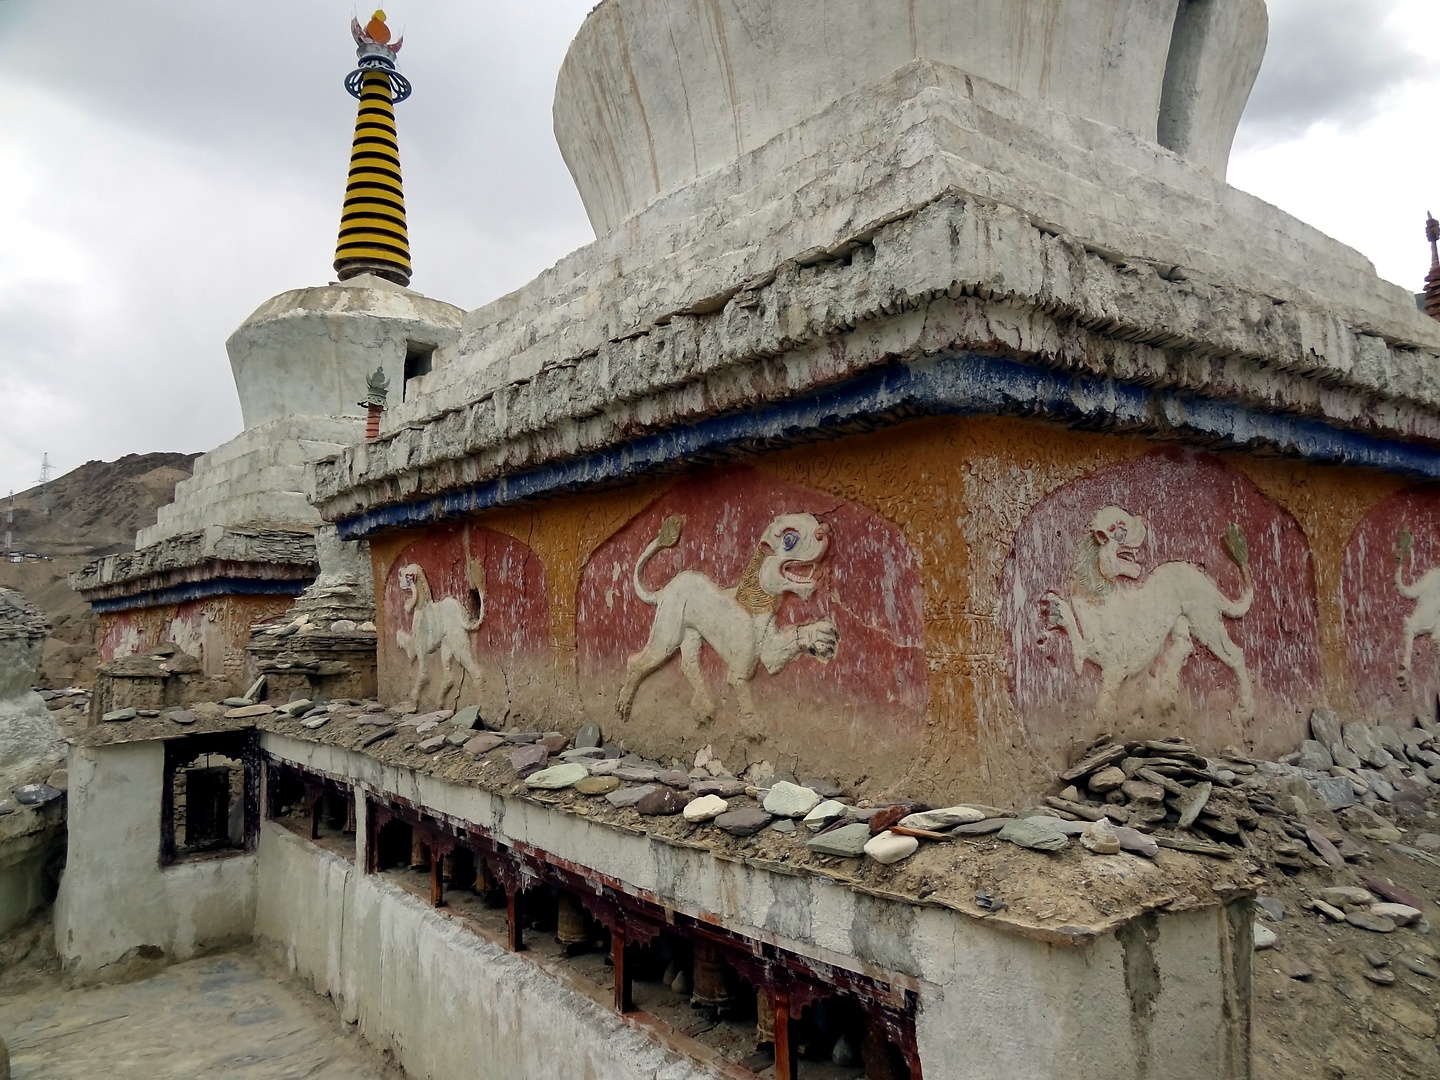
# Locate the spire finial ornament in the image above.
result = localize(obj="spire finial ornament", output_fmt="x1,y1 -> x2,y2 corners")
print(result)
1425,214 -> 1440,322
334,10 -> 413,287
360,366 -> 390,441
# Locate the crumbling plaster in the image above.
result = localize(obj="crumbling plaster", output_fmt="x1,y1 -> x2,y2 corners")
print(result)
0,800 -> 63,936
136,417 -> 362,549
54,740 -> 256,977
227,275 -> 464,432
0,590 -> 64,792
313,65 -> 1440,523
554,0 -> 1267,234
259,732 -> 1250,1080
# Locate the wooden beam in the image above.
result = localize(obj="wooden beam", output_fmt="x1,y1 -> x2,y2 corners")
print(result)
506,889 -> 524,952
431,852 -> 445,907
613,927 -> 633,1013
772,984 -> 796,1080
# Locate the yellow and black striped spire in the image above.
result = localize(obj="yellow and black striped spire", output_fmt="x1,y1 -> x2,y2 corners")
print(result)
334,10 -> 413,287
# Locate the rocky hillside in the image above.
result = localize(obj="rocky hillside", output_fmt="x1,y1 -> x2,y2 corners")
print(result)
0,453 -> 198,688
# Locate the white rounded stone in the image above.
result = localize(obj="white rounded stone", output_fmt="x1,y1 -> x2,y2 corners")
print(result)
864,831 -> 920,866
683,795 -> 729,823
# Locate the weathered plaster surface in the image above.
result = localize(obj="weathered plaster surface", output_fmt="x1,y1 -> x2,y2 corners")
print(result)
260,733 -> 1251,1080
361,417 -> 1428,805
555,0 -> 1265,234
0,589 -> 64,791
258,827 -> 726,1080
228,275 -> 464,432
55,741 -> 256,976
94,594 -> 294,687
136,417 -> 362,548
315,176 -> 1440,525
0,800 -> 63,935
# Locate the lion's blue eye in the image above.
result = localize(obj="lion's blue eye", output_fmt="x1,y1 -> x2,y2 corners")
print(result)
782,530 -> 800,551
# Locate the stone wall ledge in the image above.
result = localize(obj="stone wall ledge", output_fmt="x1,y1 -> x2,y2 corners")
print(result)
259,722 -> 1254,953
71,528 -> 318,599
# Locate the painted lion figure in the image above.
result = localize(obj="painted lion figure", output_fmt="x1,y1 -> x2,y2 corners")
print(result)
1396,526 -> 1440,689
396,562 -> 484,703
1040,506 -> 1255,723
617,512 -> 840,726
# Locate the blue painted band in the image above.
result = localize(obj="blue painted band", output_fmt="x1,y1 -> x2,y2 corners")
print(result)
336,350 -> 1440,540
88,577 -> 310,615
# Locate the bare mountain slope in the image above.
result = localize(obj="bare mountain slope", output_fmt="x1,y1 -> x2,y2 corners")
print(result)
0,453 -> 198,687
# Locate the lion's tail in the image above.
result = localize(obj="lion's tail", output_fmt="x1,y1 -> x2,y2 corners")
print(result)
1220,522 -> 1255,618
633,515 -> 685,607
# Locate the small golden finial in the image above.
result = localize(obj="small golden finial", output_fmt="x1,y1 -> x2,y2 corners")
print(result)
365,10 -> 392,44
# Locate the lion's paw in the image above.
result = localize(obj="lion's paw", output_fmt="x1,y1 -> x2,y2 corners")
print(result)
1039,592 -> 1069,632
801,621 -> 840,662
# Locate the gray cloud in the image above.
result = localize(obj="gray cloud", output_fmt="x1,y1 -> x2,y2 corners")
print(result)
0,2 -> 600,494
1238,0 -> 1427,143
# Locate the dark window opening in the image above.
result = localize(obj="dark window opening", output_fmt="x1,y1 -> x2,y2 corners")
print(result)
373,817 -> 414,872
162,732 -> 258,865
266,763 -> 356,859
402,342 -> 435,400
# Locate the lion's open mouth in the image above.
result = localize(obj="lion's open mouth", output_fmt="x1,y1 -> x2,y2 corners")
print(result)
1116,548 -> 1140,565
781,560 -> 816,584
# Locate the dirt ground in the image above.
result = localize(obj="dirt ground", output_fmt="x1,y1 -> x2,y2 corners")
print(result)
0,931 -> 402,1080
1249,839 -> 1440,1079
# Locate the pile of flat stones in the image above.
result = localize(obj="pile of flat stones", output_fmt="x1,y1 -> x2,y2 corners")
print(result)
179,690 -> 1440,884
1047,710 -> 1440,876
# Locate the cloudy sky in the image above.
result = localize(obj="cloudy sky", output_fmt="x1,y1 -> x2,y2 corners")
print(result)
1,0 -> 1437,498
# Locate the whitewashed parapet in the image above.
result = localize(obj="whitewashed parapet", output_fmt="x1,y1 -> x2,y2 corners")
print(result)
312,192 -> 1440,526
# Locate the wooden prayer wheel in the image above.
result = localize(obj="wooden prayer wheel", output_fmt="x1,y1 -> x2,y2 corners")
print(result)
556,892 -> 589,951
755,988 -> 775,1046
690,941 -> 732,1009
861,1016 -> 904,1080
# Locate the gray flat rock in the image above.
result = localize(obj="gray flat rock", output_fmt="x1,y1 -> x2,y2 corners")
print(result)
510,745 -> 549,777
606,785 -> 659,808
613,766 -> 659,783
574,722 -> 602,749
1346,910 -> 1397,933
951,818 -> 1012,835
451,705 -> 482,730
806,822 -> 872,856
13,784 -> 62,805
526,763 -> 589,790
763,782 -> 821,818
691,778 -> 747,797
464,733 -> 505,756
1255,896 -> 1286,922
998,819 -> 1069,852
715,808 -> 773,837
560,747 -> 606,762
102,708 -> 137,723
900,806 -> 986,830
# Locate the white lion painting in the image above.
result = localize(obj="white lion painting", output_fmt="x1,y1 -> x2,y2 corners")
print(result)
1395,526 -> 1440,689
617,513 -> 840,726
395,547 -> 485,704
1040,506 -> 1255,723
